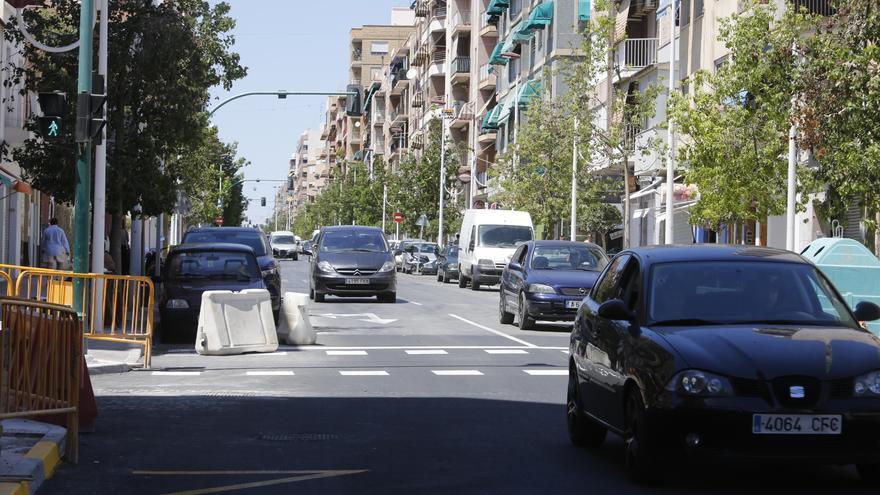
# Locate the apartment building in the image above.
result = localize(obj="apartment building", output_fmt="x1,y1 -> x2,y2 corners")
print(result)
290,129 -> 327,215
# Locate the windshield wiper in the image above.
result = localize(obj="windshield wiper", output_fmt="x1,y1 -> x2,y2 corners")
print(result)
348,248 -> 382,252
725,319 -> 832,326
651,318 -> 724,326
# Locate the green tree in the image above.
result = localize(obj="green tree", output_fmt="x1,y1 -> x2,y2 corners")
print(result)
799,0 -> 880,254
668,1 -> 816,233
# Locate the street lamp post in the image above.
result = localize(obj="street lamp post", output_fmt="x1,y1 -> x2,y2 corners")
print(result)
665,0 -> 678,245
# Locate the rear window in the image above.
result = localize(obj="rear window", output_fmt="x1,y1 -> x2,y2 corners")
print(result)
183,230 -> 267,256
271,235 -> 296,244
167,251 -> 260,280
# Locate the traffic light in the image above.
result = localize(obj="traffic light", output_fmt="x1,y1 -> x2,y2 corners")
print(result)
287,176 -> 294,191
75,72 -> 107,144
37,92 -> 66,141
261,197 -> 266,207
345,84 -> 362,117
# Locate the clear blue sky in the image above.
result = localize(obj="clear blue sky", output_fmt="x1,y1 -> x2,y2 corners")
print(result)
208,0 -> 409,226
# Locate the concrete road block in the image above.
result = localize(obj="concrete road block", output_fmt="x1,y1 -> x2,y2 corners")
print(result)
195,289 -> 279,355
277,292 -> 316,345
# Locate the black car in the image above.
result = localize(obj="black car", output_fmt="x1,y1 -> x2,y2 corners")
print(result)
158,243 -> 265,340
566,245 -> 880,483
182,227 -> 281,319
437,245 -> 460,283
306,226 -> 397,303
500,241 -> 608,330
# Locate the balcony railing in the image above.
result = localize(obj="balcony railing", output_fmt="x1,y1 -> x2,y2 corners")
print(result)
452,9 -> 471,28
413,0 -> 429,17
617,38 -> 658,69
432,49 -> 446,64
789,0 -> 834,16
432,5 -> 447,19
412,92 -> 425,108
454,101 -> 475,120
352,48 -> 362,62
452,56 -> 471,74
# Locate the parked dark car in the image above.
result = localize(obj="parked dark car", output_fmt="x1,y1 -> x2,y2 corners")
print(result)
566,245 -> 880,483
182,227 -> 281,319
437,245 -> 460,283
499,241 -> 608,330
301,240 -> 313,259
157,243 -> 265,340
306,226 -> 397,303
400,242 -> 439,275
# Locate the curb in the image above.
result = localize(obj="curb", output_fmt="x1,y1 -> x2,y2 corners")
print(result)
86,361 -> 131,375
0,420 -> 66,495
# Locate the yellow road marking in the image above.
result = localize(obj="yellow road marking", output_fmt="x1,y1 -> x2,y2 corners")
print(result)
131,469 -> 368,495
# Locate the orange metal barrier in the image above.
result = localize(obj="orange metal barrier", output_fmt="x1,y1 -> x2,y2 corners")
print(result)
0,270 -> 11,296
0,298 -> 82,461
14,270 -> 155,368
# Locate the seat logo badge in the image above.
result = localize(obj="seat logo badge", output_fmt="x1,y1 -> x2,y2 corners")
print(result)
789,386 -> 805,399
578,287 -> 587,295
353,269 -> 361,276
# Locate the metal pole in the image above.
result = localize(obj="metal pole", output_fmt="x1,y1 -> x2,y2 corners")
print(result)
155,213 -> 162,277
570,117 -> 578,241
72,0 -> 95,315
382,183 -> 387,233
785,122 -> 797,251
396,214 -> 400,241
130,203 -> 142,276
438,115 -> 446,247
91,0 -> 108,276
513,77 -> 520,168
665,1 -> 677,245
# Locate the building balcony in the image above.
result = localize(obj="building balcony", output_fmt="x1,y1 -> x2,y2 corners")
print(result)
412,92 -> 425,108
391,67 -> 409,95
390,106 -> 409,127
352,48 -> 362,64
413,0 -> 429,17
478,129 -> 497,144
372,113 -> 386,126
450,57 -> 471,85
411,45 -> 429,66
452,9 -> 471,36
479,12 -> 498,38
615,38 -> 658,82
428,55 -> 446,79
430,5 -> 447,32
788,0 -> 835,16
451,101 -> 474,129
478,64 -> 496,91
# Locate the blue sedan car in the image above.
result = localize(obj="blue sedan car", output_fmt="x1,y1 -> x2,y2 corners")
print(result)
499,241 -> 609,329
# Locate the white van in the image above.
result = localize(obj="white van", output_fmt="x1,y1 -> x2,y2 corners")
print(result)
457,209 -> 534,290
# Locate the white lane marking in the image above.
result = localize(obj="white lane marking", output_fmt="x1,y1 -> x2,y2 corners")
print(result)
405,350 -> 448,355
246,371 -> 295,376
301,279 -> 309,284
561,350 -> 570,354
409,301 -> 423,306
283,345 -> 567,351
253,352 -> 289,357
339,370 -> 389,376
432,370 -> 484,376
523,369 -> 568,376
152,371 -> 201,376
484,349 -> 528,355
326,350 -> 368,356
447,314 -> 538,348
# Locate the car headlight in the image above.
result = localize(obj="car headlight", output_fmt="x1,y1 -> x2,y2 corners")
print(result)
854,371 -> 880,396
478,258 -> 494,267
527,283 -> 556,294
166,299 -> 189,309
378,261 -> 395,273
317,261 -> 335,273
665,370 -> 733,397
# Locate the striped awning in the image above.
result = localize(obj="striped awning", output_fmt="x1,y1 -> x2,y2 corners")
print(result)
524,1 -> 554,31
487,0 -> 510,15
489,42 -> 508,65
481,104 -> 502,130
517,78 -> 542,107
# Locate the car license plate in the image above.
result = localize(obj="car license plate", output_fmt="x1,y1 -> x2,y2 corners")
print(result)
752,414 -> 842,435
565,300 -> 582,309
345,278 -> 370,285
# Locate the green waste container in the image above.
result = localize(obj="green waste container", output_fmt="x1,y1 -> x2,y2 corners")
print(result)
801,238 -> 880,335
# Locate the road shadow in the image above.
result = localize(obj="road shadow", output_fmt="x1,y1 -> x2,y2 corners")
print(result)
43,396 -> 875,495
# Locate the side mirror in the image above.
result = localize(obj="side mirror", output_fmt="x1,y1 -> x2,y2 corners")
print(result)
508,262 -> 522,271
854,301 -> 880,322
598,299 -> 636,322
302,248 -> 313,256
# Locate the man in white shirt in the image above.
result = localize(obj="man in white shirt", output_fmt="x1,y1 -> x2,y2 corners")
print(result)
40,218 -> 70,270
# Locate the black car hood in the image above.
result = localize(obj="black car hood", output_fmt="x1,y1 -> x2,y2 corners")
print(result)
528,269 -> 601,288
658,325 -> 880,380
318,251 -> 390,270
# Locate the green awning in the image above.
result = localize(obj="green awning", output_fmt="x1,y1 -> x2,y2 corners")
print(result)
496,92 -> 516,122
517,79 -> 542,107
481,104 -> 502,130
499,33 -> 517,57
489,42 -> 508,65
579,0 -> 590,21
0,174 -> 13,188
363,82 -> 380,114
511,21 -> 533,43
487,0 -> 509,15
353,150 -> 363,161
524,1 -> 554,30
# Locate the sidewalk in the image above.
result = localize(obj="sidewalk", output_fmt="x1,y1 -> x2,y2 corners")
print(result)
0,420 -> 66,495
85,340 -> 144,375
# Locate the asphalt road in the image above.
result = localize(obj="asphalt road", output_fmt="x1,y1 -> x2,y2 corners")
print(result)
43,260 -> 876,494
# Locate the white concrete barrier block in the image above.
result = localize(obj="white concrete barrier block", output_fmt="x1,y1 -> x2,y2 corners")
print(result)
195,289 -> 279,355
277,292 -> 316,345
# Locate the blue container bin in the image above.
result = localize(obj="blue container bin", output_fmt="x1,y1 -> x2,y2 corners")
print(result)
801,238 -> 880,335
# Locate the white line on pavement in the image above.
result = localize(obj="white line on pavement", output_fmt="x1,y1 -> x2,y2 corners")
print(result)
447,314 -> 538,348
281,345 -> 567,351
253,352 -> 289,357
301,279 -> 309,284
561,350 -> 570,354
245,371 -> 295,376
152,371 -> 201,376
409,301 -> 423,306
484,349 -> 529,355
523,369 -> 568,376
432,370 -> 484,376
339,370 -> 389,376
405,350 -> 448,355
326,350 -> 368,356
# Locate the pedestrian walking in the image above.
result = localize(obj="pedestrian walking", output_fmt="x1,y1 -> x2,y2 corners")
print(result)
40,218 -> 70,270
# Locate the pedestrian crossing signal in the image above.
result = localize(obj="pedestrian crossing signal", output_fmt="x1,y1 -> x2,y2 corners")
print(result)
37,92 -> 67,141
39,116 -> 63,138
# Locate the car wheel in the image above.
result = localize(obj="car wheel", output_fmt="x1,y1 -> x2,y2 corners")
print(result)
518,293 -> 535,330
567,363 -> 607,448
293,254 -> 298,261
499,293 -> 514,324
458,272 -> 468,289
442,271 -> 450,284
379,292 -> 396,303
314,292 -> 325,303
309,288 -> 315,300
437,270 -> 443,282
857,463 -> 880,483
624,389 -> 660,484
471,278 -> 480,291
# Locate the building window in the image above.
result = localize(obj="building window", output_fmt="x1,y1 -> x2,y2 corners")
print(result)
529,39 -> 536,71
371,41 -> 389,54
508,56 -> 521,84
370,67 -> 382,81
509,0 -> 523,19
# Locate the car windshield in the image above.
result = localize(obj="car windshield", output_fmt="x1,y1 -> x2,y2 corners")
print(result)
531,245 -> 608,271
649,261 -> 859,328
320,230 -> 388,253
447,246 -> 459,257
414,243 -> 438,254
478,225 -> 532,248
271,235 -> 295,244
183,231 -> 267,257
167,251 -> 260,280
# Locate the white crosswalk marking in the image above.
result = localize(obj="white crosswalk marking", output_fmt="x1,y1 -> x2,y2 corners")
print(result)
246,371 -> 295,376
326,350 -> 368,356
523,370 -> 567,376
432,370 -> 484,376
405,350 -> 448,355
484,349 -> 528,355
339,370 -> 389,376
